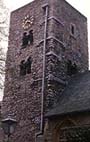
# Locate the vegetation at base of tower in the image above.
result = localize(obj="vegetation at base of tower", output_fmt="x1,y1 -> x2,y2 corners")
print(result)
0,0 -> 8,90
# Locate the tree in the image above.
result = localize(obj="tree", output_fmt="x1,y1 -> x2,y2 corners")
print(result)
0,0 -> 8,90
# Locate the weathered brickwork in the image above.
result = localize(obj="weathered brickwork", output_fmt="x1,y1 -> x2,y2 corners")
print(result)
2,0 -> 88,142
45,0 -> 88,111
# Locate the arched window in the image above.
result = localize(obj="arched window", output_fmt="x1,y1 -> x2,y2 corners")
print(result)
70,23 -> 76,36
22,32 -> 28,49
67,60 -> 78,76
19,57 -> 32,76
28,30 -> 33,45
20,60 -> 26,76
26,57 -> 32,74
21,30 -> 33,49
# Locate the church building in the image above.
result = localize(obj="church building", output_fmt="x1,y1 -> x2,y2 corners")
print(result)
2,0 -> 90,142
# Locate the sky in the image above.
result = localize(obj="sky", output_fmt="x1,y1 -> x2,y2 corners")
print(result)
0,0 -> 90,100
3,0 -> 90,18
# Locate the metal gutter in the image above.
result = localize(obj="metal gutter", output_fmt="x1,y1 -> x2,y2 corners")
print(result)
35,3 -> 49,141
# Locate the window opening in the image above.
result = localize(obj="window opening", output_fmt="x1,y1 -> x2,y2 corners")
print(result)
70,24 -> 76,36
20,57 -> 32,76
71,25 -> 74,35
26,57 -> 32,74
20,60 -> 26,76
28,30 -> 33,45
22,32 -> 28,49
67,60 -> 78,76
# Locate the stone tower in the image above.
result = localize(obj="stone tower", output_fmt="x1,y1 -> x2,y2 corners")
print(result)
2,0 -> 88,142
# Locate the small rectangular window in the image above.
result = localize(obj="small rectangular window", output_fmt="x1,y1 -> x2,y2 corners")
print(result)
71,25 -> 74,34
70,23 -> 76,37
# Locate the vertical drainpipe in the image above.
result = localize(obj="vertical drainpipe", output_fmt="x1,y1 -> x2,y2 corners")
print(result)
35,3 -> 49,140
41,3 -> 49,133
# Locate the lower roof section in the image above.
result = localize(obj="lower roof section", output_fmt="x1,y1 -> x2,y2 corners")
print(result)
46,71 -> 90,117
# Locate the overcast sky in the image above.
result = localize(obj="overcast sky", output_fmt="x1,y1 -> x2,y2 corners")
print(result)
1,0 -> 90,100
3,0 -> 89,16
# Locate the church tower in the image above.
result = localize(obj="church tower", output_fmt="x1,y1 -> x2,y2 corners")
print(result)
2,0 -> 88,142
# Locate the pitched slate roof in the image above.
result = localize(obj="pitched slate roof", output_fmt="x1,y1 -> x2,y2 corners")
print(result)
46,71 -> 90,117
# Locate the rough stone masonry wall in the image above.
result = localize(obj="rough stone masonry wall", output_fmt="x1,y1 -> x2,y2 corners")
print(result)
45,0 -> 88,111
56,0 -> 88,71
2,0 -> 53,142
2,0 -> 65,141
44,0 -> 89,142
1,0 -> 88,142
